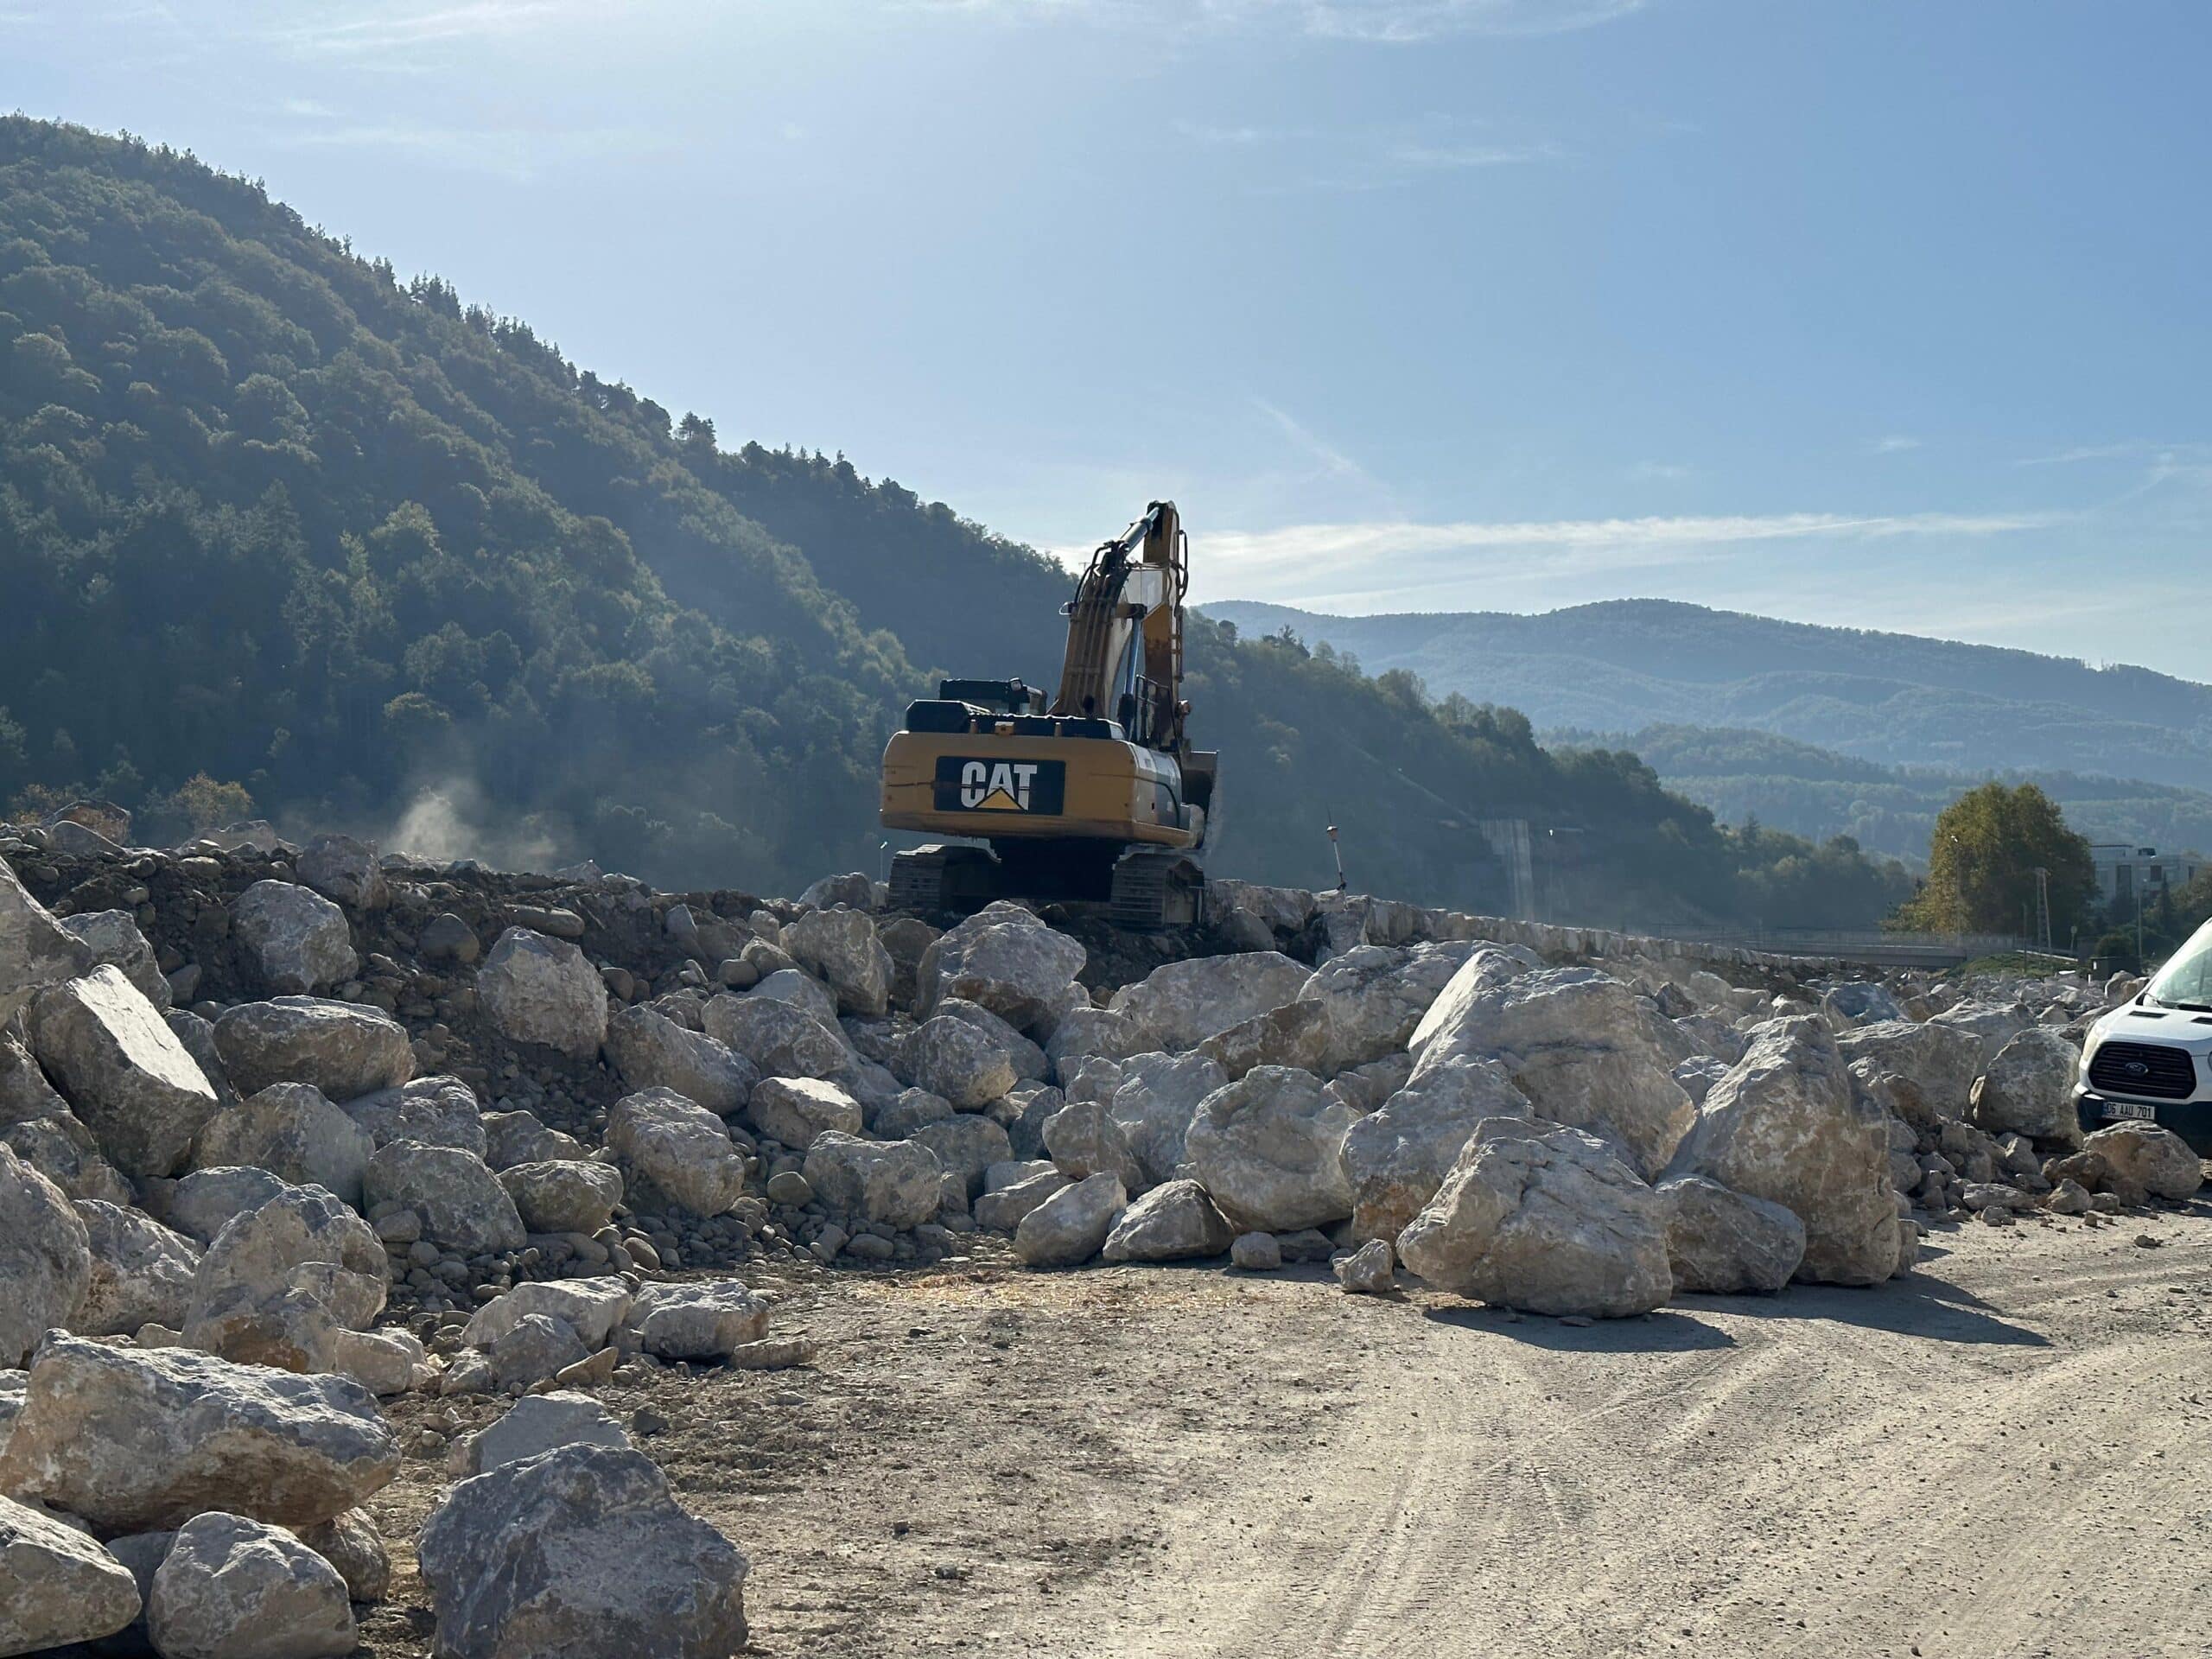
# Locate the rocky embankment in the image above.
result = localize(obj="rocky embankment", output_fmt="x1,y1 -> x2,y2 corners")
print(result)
0,806 -> 2197,1656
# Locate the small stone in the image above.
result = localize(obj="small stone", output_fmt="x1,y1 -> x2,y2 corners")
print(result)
1230,1230 -> 1282,1272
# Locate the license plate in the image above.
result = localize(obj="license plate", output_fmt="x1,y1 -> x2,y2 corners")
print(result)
2099,1099 -> 2159,1122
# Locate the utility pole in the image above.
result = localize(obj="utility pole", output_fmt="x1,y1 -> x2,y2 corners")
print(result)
2031,867 -> 2051,952
1326,824 -> 1347,893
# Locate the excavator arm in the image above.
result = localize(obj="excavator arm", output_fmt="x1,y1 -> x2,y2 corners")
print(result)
1050,500 -> 1188,753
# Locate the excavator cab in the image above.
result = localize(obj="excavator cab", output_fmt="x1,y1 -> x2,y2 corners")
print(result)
880,502 -> 1215,929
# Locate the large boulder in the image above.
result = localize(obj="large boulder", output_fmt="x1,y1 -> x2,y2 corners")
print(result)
450,1391 -> 632,1478
294,1509 -> 388,1604
28,965 -> 220,1178
783,907 -> 893,1017
745,1075 -> 863,1151
0,1491 -> 143,1654
191,1084 -> 375,1209
1107,953 -> 1313,1052
339,1075 -> 487,1157
1194,1000 -> 1333,1081
232,881 -> 358,995
606,1089 -> 747,1217
72,1198 -> 200,1336
1107,1052 -> 1228,1186
0,1146 -> 91,1366
909,1112 -> 1015,1200
147,1510 -> 355,1659
1099,1178 -> 1234,1262
1666,1016 -> 1901,1287
1819,982 -> 1904,1029
1833,1020 -> 1984,1128
914,904 -> 1086,1034
60,909 -> 170,1008
160,1166 -> 289,1246
1929,1001 -> 2037,1067
212,1000 -> 414,1101
699,995 -> 845,1081
801,1133 -> 944,1229
1296,942 -> 1476,1071
1967,1028 -> 2084,1146
1184,1066 -> 1359,1233
499,1160 -> 624,1235
1407,967 -> 1694,1181
463,1279 -> 636,1354
0,1032 -> 68,1125
932,998 -> 1049,1083
416,1444 -> 749,1659
296,833 -> 387,911
1013,1171 -> 1128,1268
626,1281 -> 772,1362
480,1110 -> 586,1172
605,1006 -> 756,1116
747,969 -> 842,1029
0,1332 -> 399,1532
1654,1174 -> 1806,1294
0,855 -> 93,1025
899,1014 -> 1018,1109
362,1142 -> 525,1255
971,1167 -> 1069,1232
183,1185 -> 387,1371
2,1108 -> 135,1205
1046,1007 -> 1149,1084
1338,1056 -> 1531,1243
2078,1122 -> 2204,1204
478,928 -> 607,1058
1042,1099 -> 1147,1191
1395,1119 -> 1671,1318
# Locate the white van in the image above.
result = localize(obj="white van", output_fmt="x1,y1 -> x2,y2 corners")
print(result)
2075,918 -> 2212,1152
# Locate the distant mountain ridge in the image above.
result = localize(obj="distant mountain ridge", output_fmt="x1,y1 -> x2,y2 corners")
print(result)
1202,598 -> 2212,790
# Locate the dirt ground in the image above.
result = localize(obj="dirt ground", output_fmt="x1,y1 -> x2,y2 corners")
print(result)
360,1206 -> 2212,1659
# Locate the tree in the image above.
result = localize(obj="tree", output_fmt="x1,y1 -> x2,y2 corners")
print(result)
1893,782 -> 2095,938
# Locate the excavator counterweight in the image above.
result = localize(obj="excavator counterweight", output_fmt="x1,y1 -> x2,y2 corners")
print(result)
880,502 -> 1216,929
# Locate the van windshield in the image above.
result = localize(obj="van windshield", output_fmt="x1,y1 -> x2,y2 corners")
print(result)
2146,920 -> 2212,1009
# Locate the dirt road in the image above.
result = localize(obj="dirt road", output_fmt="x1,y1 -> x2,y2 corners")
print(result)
363,1210 -> 2212,1658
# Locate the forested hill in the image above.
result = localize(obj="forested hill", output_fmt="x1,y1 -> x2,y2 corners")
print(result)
0,118 -> 1909,928
1206,599 -> 2212,788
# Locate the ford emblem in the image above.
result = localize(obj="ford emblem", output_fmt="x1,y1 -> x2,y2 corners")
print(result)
2126,1060 -> 2151,1077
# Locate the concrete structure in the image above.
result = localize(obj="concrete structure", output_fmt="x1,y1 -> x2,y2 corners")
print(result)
2091,845 -> 2206,911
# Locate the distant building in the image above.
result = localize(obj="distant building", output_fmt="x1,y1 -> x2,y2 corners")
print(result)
2090,844 -> 2207,910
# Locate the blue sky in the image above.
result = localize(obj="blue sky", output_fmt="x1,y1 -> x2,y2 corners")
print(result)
9,0 -> 2209,676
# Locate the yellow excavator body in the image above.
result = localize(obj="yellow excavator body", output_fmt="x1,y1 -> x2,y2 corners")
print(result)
879,501 -> 1217,928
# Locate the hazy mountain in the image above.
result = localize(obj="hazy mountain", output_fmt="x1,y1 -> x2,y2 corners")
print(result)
1541,724 -> 2212,867
1205,599 -> 2212,790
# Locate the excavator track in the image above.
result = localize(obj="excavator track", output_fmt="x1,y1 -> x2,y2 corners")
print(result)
1109,850 -> 1205,931
887,844 -> 1000,918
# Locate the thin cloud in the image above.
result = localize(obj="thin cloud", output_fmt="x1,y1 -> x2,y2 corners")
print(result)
1627,461 -> 1690,481
1868,434 -> 1920,454
1300,0 -> 1650,41
1387,139 -> 1563,168
260,0 -> 564,56
1198,508 -> 2053,594
1251,397 -> 1382,490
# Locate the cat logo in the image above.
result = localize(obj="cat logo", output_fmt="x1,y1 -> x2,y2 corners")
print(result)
932,755 -> 1066,816
961,760 -> 1039,810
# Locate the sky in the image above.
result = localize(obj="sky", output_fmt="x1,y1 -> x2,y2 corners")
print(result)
7,0 -> 2209,677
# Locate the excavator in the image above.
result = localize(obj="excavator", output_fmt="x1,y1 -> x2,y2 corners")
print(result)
880,500 -> 1217,929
